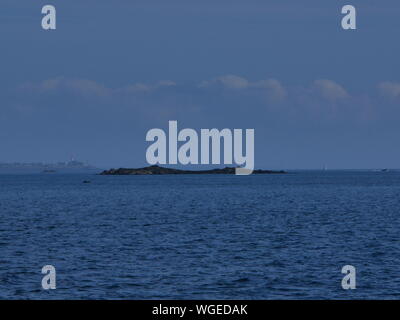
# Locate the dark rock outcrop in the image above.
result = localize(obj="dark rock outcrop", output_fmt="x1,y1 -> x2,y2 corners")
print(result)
100,165 -> 286,175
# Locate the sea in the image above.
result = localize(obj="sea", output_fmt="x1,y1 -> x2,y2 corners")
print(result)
1,170 -> 400,299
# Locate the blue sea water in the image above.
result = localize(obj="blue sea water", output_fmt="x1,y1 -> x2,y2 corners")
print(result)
1,171 -> 400,299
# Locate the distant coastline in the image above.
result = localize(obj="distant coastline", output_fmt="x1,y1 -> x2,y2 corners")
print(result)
0,159 -> 94,169
0,159 -> 98,174
100,165 -> 287,175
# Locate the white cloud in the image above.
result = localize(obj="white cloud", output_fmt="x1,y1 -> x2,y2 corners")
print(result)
157,80 -> 176,87
313,79 -> 348,100
378,82 -> 400,99
21,77 -> 111,97
252,79 -> 287,101
199,75 -> 287,101
120,80 -> 176,93
21,78 -> 177,96
122,83 -> 153,93
65,79 -> 111,97
199,74 -> 249,89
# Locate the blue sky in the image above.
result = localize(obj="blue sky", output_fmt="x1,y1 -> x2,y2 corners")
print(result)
1,0 -> 400,169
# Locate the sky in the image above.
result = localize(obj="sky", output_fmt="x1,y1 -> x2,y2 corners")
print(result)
1,0 -> 400,169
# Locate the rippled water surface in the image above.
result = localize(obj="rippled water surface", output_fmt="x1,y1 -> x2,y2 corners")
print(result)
1,171 -> 400,299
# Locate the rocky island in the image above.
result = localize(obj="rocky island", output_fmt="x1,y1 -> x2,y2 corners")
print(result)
100,165 -> 286,175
